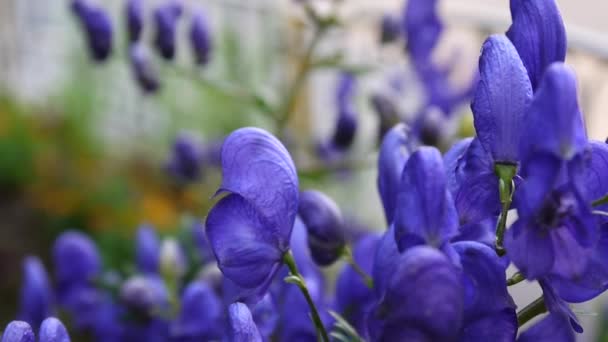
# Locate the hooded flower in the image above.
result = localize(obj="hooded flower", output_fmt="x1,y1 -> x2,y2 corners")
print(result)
298,190 -> 345,266
18,257 -> 53,329
403,0 -> 441,63
206,127 -> 298,303
39,317 -> 71,342
227,303 -> 263,342
53,231 -> 102,294
1,321 -> 35,342
153,0 -> 182,60
506,0 -> 566,90
135,224 -> 160,274
71,0 -> 113,61
171,281 -> 223,340
189,9 -> 212,65
165,133 -> 204,183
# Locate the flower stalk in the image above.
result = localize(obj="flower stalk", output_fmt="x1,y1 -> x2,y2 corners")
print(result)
494,163 -> 517,256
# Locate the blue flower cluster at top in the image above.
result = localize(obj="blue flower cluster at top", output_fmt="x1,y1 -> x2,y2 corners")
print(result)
71,0 -> 212,94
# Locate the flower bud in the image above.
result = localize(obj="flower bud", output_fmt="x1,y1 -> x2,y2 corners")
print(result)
153,1 -> 182,60
71,0 -> 113,61
1,321 -> 34,342
126,0 -> 143,42
189,9 -> 212,65
129,43 -> 160,94
18,257 -> 52,329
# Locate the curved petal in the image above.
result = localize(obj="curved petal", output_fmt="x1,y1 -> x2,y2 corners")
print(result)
517,313 -> 575,342
372,225 -> 400,299
1,321 -> 34,342
516,153 -> 562,218
206,194 -> 283,293
540,280 -> 583,333
454,172 -> 500,225
504,220 -> 555,279
227,303 -> 263,342
519,63 -> 587,162
218,127 -> 298,250
250,294 -> 278,340
461,308 -> 517,342
506,0 -> 566,89
52,231 -> 101,289
377,123 -> 413,224
403,0 -> 442,62
18,256 -> 52,328
298,190 -> 345,266
452,218 -> 496,247
472,35 -> 532,163
172,281 -> 223,340
135,224 -> 160,274
395,147 -> 458,251
584,141 -> 608,205
39,317 -> 71,342
443,137 -> 473,196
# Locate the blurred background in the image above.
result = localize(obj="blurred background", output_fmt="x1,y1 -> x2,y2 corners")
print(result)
1,0 -> 608,340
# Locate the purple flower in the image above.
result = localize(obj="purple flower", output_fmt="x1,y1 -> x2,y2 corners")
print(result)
1,321 -> 35,342
190,220 -> 213,265
505,63 -> 594,280
153,1 -> 182,60
171,281 -> 223,340
129,43 -> 161,94
52,231 -> 101,293
71,0 -> 113,61
332,73 -> 358,151
227,303 -> 263,342
298,190 -> 345,266
39,317 -> 71,342
119,275 -> 167,315
135,224 -> 160,274
18,257 -> 52,329
394,147 -> 458,252
189,9 -> 212,65
126,0 -> 143,42
249,294 -> 278,340
380,14 -> 401,44
518,313 -> 575,342
205,127 -> 298,303
506,0 -> 566,90
377,123 -> 413,225
403,0 -> 441,63
165,133 -> 203,183
472,35 -> 533,164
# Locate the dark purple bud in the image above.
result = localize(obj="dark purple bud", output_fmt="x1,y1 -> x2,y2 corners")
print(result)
332,73 -> 358,150
380,14 -> 401,44
189,9 -> 212,65
153,1 -> 182,60
52,231 -> 101,290
298,190 -> 345,266
126,0 -> 143,42
39,317 -> 71,342
129,43 -> 160,94
165,133 -> 203,183
18,257 -> 52,329
1,321 -> 34,342
71,1 -> 113,61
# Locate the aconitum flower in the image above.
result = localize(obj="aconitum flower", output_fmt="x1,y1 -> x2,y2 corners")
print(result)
206,127 -> 298,303
394,147 -> 458,252
165,133 -> 204,183
227,303 -> 263,342
39,317 -> 71,342
126,0 -> 143,42
135,224 -> 160,274
403,0 -> 441,63
377,123 -> 413,225
154,1 -> 182,60
171,281 -> 223,340
472,35 -> 532,164
189,9 -> 212,65
53,231 -> 101,294
505,63 -> 593,280
18,257 -> 52,329
506,0 -> 566,90
1,321 -> 35,342
129,43 -> 160,94
71,0 -> 113,61
298,190 -> 345,266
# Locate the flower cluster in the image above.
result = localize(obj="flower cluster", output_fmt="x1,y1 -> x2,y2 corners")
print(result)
1,317 -> 71,342
71,0 -> 212,94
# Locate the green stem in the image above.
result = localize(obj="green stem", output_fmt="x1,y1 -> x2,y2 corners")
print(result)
593,194 -> 608,207
517,297 -> 547,327
283,251 -> 330,342
494,164 -> 517,256
507,272 -> 525,286
342,246 -> 373,289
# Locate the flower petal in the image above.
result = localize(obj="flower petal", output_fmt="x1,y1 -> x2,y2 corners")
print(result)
135,224 -> 160,274
372,225 -> 400,299
454,172 -> 500,225
584,140 -> 608,205
444,137 -> 473,196
517,313 -> 575,342
395,147 -> 458,251
519,63 -> 587,162
461,309 -> 517,342
18,256 -> 52,328
172,281 -> 223,340
218,127 -> 298,250
1,321 -> 34,342
403,0 -> 442,62
206,194 -> 283,295
504,220 -> 555,279
540,280 -> 583,333
377,123 -> 413,224
227,303 -> 263,342
39,317 -> 71,342
506,0 -> 566,89
52,231 -> 101,289
471,35 -> 532,163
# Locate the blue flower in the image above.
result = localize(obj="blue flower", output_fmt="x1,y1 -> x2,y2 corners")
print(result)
119,275 -> 167,316
298,190 -> 345,266
165,133 -> 204,183
39,317 -> 71,342
472,35 -> 533,164
71,0 -> 113,61
153,1 -> 183,60
135,224 -> 160,274
18,257 -> 53,329
403,0 -> 441,63
394,146 -> 458,252
189,9 -> 212,65
126,0 -> 143,43
505,63 -> 594,280
205,127 -> 298,303
1,321 -> 35,342
129,43 -> 161,94
52,231 -> 101,295
171,281 -> 223,340
319,73 -> 358,158
227,303 -> 263,342
506,0 -> 566,90
376,123 -> 413,225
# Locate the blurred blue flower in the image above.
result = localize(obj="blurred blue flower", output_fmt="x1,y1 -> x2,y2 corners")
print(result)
119,275 -> 167,316
71,0 -> 113,61
126,0 -> 143,43
1,321 -> 35,342
18,257 -> 52,329
52,231 -> 101,297
129,43 -> 161,94
154,0 -> 183,60
165,133 -> 204,183
227,303 -> 263,342
206,127 -> 298,303
189,9 -> 212,66
298,190 -> 345,266
171,281 -> 223,340
135,224 -> 161,274
39,317 -> 71,342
